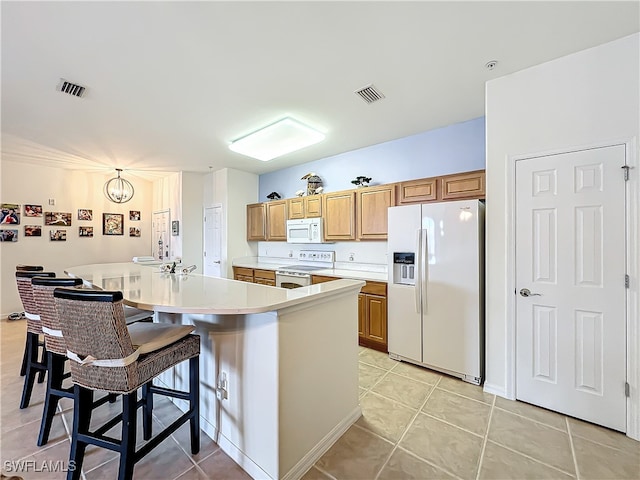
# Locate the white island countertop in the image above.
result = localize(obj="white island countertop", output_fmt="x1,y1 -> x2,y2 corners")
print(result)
65,262 -> 364,315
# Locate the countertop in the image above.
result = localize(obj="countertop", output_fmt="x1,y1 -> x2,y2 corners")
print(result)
232,258 -> 389,283
64,262 -> 364,315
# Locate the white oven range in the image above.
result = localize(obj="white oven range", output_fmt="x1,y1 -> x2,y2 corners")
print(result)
275,250 -> 335,289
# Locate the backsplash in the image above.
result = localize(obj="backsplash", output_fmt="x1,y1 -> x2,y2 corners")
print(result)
257,241 -> 387,271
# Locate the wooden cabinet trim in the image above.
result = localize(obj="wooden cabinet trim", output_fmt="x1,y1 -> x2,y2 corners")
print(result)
360,281 -> 387,296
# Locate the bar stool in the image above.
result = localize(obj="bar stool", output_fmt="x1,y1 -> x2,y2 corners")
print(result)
15,270 -> 55,408
53,288 -> 200,480
31,277 -> 116,446
15,265 -> 45,375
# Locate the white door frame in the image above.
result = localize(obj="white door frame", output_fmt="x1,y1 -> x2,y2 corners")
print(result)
504,138 -> 639,440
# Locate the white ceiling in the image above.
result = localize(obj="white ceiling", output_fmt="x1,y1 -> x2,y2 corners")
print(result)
2,1 -> 639,181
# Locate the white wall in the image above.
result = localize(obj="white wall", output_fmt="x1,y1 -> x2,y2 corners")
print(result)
0,161 -> 153,315
205,168 -> 259,278
485,32 -> 639,410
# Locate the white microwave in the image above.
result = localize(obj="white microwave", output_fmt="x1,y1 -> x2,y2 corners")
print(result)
286,218 -> 326,243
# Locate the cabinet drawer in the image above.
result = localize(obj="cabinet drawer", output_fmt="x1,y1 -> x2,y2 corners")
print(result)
254,269 -> 276,281
360,281 -> 387,296
312,275 -> 338,284
234,267 -> 253,278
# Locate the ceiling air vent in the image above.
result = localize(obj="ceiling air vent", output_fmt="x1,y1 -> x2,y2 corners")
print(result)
354,84 -> 385,104
58,79 -> 86,98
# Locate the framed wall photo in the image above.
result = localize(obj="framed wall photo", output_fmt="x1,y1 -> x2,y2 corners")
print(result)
24,225 -> 42,237
78,209 -> 93,221
79,226 -> 94,237
50,229 -> 67,241
45,212 -> 72,226
1,204 -> 20,225
24,204 -> 43,217
129,227 -> 141,237
0,229 -> 18,242
103,213 -> 124,235
129,211 -> 141,221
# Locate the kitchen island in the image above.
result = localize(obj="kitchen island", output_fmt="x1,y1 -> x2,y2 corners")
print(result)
64,262 -> 364,480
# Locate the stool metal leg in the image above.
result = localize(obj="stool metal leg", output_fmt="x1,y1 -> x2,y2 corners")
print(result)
189,356 -> 200,455
142,381 -> 153,441
118,391 -> 137,480
38,352 -> 67,446
19,337 -> 28,376
67,385 -> 93,480
20,332 -> 44,409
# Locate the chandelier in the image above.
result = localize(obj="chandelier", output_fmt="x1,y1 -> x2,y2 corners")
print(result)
104,169 -> 135,204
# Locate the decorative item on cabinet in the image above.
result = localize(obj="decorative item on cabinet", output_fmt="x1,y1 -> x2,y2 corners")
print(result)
266,192 -> 281,201
351,176 -> 372,188
295,190 -> 305,197
301,172 -> 322,196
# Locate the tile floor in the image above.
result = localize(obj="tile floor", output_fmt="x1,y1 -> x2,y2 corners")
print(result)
2,318 -> 639,479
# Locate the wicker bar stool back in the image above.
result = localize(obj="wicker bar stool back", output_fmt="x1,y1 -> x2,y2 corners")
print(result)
15,265 -> 45,372
31,277 -> 86,446
15,270 -> 55,408
53,288 -> 201,480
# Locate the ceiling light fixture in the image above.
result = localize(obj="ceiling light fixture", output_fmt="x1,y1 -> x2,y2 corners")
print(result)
104,168 -> 135,204
229,117 -> 325,161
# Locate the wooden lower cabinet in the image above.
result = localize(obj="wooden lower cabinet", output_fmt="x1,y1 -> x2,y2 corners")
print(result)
233,267 -> 276,286
254,268 -> 276,286
358,281 -> 388,352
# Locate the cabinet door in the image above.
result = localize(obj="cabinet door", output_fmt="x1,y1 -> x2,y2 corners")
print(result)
266,200 -> 288,241
311,275 -> 336,284
246,204 -> 266,241
398,178 -> 438,204
323,191 -> 356,240
366,294 -> 387,345
358,293 -> 366,337
357,185 -> 396,240
254,269 -> 276,286
304,196 -> 323,218
288,198 -> 305,219
440,170 -> 485,200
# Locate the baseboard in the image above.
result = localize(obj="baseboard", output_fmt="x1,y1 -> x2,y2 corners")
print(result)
281,405 -> 362,480
483,382 -> 510,399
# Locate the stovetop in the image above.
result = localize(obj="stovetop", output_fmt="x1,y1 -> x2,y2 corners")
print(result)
276,264 -> 325,273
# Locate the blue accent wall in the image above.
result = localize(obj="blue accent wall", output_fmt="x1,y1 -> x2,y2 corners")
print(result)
259,116 -> 485,201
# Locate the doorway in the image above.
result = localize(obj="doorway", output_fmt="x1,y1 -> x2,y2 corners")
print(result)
152,209 -> 171,261
203,205 -> 223,278
514,144 -> 628,432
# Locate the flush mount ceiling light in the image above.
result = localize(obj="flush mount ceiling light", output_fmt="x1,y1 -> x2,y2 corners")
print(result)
229,117 -> 325,161
104,168 -> 135,204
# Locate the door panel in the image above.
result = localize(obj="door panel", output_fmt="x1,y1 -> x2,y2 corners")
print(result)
515,145 -> 626,432
204,205 -> 222,278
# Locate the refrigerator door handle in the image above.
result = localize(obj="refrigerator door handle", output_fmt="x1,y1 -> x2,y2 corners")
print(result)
415,229 -> 421,314
421,228 -> 428,313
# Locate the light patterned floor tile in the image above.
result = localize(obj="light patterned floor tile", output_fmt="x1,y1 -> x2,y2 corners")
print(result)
390,361 -> 442,385
568,417 -> 639,455
573,436 -> 640,479
358,349 -> 398,370
423,388 -> 491,435
356,392 -> 417,442
495,396 -> 567,431
479,440 -> 574,480
377,448 -> 455,480
358,362 -> 387,390
489,408 -> 575,475
371,372 -> 433,409
436,375 -> 494,404
399,412 -> 483,479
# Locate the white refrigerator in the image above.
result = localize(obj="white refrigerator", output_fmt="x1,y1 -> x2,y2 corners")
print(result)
387,199 -> 484,384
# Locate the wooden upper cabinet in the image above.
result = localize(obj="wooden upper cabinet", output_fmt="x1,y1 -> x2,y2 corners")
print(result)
288,197 -> 305,219
323,190 -> 356,240
441,170 -> 485,200
357,184 -> 396,240
397,178 -> 438,204
288,195 -> 322,219
266,200 -> 288,241
304,195 -> 322,218
246,203 -> 266,241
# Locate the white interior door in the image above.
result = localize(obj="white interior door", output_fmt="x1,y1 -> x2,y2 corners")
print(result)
152,210 -> 171,261
515,145 -> 627,432
204,205 -> 222,278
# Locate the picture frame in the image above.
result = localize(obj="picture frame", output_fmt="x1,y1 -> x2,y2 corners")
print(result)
78,209 -> 93,221
24,225 -> 42,237
129,211 -> 141,221
103,213 -> 124,235
1,204 -> 21,225
50,229 -> 66,241
24,204 -> 43,217
0,229 -> 18,242
79,226 -> 94,237
45,211 -> 72,226
129,227 -> 141,237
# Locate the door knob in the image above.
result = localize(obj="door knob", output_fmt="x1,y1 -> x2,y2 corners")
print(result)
519,288 -> 541,297
214,261 -> 221,264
